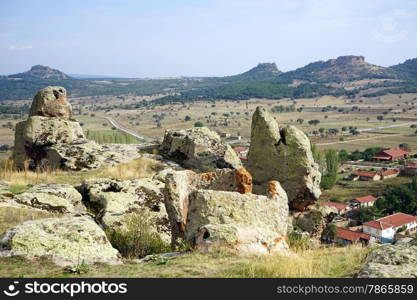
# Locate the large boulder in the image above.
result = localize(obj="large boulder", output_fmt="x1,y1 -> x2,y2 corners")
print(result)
29,86 -> 72,119
0,216 -> 121,266
163,168 -> 252,245
80,178 -> 170,242
247,107 -> 321,210
12,184 -> 86,214
186,181 -> 289,255
358,238 -> 417,278
159,127 -> 243,172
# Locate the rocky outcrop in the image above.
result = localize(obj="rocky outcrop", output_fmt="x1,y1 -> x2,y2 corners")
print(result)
80,178 -> 170,242
247,107 -> 321,210
163,168 -> 252,245
12,184 -> 86,214
13,87 -> 141,170
294,206 -> 338,241
358,238 -> 417,278
29,86 -> 72,119
0,216 -> 121,266
187,181 -> 289,255
159,127 -> 243,172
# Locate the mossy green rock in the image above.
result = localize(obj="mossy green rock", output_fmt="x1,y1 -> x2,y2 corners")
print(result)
13,184 -> 86,214
160,127 -> 243,172
0,216 -> 121,266
247,107 -> 321,210
359,238 -> 417,278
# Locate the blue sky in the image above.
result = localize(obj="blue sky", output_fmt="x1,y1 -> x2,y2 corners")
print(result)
1,0 -> 417,77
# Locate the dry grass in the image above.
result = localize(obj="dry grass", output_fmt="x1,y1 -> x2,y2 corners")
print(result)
0,156 -> 164,186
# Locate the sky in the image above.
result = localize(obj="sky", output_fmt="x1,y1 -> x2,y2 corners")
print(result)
1,0 -> 417,77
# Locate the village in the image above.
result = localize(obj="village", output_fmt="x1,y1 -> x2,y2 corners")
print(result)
231,144 -> 417,247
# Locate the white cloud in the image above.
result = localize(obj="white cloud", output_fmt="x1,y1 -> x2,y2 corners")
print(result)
8,45 -> 34,51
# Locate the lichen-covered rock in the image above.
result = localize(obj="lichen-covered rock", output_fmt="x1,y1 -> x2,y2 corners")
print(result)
185,182 -> 289,255
12,184 -> 86,214
358,238 -> 417,278
294,206 -> 338,240
160,127 -> 243,172
0,216 -> 121,266
80,178 -> 170,242
29,86 -> 72,119
247,107 -> 321,210
163,168 -> 253,245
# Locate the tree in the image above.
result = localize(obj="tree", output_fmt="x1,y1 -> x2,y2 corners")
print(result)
308,119 -> 320,126
377,115 -> 384,121
338,149 -> 349,162
184,115 -> 191,121
194,121 -> 204,127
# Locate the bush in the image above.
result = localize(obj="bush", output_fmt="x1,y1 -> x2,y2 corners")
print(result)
320,174 -> 337,189
287,231 -> 310,251
106,211 -> 170,259
194,121 -> 204,127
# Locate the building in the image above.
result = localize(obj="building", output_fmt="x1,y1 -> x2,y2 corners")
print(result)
379,168 -> 400,179
363,213 -> 417,243
403,161 -> 417,176
372,148 -> 410,162
349,170 -> 381,181
320,201 -> 350,215
233,147 -> 249,160
353,195 -> 378,208
336,227 -> 370,246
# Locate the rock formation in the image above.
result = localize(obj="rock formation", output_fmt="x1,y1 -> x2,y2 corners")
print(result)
159,127 -> 243,172
0,216 -> 121,266
247,107 -> 321,210
13,86 -> 141,170
80,178 -> 171,242
187,181 -> 289,254
358,238 -> 417,278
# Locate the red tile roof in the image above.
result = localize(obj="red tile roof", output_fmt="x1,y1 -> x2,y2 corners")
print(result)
380,169 -> 399,177
373,148 -> 410,160
355,195 -> 377,203
363,213 -> 417,230
352,170 -> 378,178
321,201 -> 348,212
405,162 -> 417,169
233,147 -> 248,153
336,227 -> 370,242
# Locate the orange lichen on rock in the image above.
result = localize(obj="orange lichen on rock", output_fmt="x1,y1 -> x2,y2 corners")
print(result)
268,180 -> 279,197
235,168 -> 252,194
199,172 -> 214,181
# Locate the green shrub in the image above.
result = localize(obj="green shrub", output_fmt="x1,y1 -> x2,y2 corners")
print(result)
287,231 -> 310,251
320,174 -> 337,189
106,212 -> 170,259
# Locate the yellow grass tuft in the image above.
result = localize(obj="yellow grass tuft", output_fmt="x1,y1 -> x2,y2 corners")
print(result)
95,157 -> 164,180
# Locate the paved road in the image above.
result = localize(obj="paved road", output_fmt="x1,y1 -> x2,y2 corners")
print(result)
357,121 -> 417,132
104,117 -> 156,142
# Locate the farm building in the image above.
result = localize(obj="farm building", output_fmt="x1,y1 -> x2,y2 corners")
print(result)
335,227 -> 370,246
403,161 -> 417,176
379,168 -> 400,179
233,147 -> 249,160
363,213 -> 417,243
372,148 -> 410,162
349,170 -> 381,181
353,195 -> 378,208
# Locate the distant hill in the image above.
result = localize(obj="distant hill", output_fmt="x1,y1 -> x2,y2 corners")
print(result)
389,58 -> 417,80
8,65 -> 71,80
281,56 -> 397,82
232,63 -> 282,80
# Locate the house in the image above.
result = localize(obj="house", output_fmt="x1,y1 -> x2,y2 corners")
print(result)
372,148 -> 410,162
233,147 -> 249,160
349,170 -> 381,181
353,195 -> 378,208
379,168 -> 400,179
320,201 -> 350,215
403,161 -> 417,176
336,227 -> 370,246
363,213 -> 417,243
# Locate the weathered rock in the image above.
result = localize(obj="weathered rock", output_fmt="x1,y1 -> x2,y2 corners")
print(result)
247,107 -> 321,210
12,184 -> 86,214
163,168 -> 252,245
160,127 -> 243,172
80,178 -> 170,242
186,182 -> 289,255
358,238 -> 417,278
294,206 -> 338,240
29,86 -> 72,119
0,216 -> 121,266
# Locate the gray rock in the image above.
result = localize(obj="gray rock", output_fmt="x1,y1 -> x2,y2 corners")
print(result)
358,238 -> 417,278
160,127 -> 243,172
0,216 -> 121,266
247,107 -> 321,211
29,86 -> 72,119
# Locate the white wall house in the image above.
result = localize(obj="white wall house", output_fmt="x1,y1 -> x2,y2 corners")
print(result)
363,213 -> 417,243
